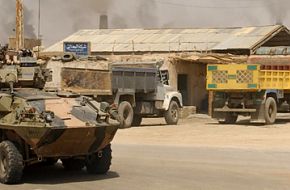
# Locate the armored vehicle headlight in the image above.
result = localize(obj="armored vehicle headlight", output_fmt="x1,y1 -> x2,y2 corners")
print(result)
42,111 -> 55,123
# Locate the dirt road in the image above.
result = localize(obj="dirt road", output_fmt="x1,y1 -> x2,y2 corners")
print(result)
115,114 -> 290,151
2,115 -> 290,190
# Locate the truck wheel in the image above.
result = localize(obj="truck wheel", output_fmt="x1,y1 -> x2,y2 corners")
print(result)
165,100 -> 180,125
86,144 -> 112,174
132,115 -> 142,126
61,158 -> 85,171
0,141 -> 23,184
118,101 -> 134,128
264,97 -> 277,124
219,113 -> 238,124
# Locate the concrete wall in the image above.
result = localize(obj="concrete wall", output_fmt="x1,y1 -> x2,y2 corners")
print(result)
168,60 -> 207,111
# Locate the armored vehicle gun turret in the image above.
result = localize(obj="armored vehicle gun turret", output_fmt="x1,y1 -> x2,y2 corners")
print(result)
0,47 -> 120,184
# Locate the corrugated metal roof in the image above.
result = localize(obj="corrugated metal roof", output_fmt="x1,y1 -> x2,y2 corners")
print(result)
45,25 -> 287,53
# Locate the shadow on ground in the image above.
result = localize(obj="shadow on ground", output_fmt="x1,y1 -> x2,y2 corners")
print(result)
205,118 -> 290,127
22,163 -> 119,185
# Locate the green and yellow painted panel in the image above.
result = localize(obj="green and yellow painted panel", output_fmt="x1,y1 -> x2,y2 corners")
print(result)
207,64 -> 259,90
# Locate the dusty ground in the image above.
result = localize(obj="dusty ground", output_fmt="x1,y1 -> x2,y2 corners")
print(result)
2,114 -> 290,190
115,114 -> 290,151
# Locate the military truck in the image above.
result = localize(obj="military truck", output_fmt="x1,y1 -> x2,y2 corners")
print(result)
0,48 -> 120,184
58,59 -> 183,128
207,62 -> 290,124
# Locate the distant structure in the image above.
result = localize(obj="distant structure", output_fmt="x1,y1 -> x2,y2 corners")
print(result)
99,15 -> 108,29
44,25 -> 290,113
16,0 -> 24,50
11,0 -> 41,50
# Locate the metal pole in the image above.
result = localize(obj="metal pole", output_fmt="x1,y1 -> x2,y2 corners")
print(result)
37,0 -> 41,56
38,0 -> 41,39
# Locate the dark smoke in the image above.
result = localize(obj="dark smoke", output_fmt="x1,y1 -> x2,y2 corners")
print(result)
137,0 -> 158,28
1,0 -> 290,46
0,2 -> 15,43
67,0 -> 113,31
23,6 -> 37,38
264,0 -> 288,25
0,0 -> 36,44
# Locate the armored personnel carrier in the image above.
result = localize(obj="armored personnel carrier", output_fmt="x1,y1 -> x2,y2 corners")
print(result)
0,46 -> 120,184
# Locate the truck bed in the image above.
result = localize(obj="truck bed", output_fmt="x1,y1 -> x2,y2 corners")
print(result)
207,64 -> 290,91
61,63 -> 158,95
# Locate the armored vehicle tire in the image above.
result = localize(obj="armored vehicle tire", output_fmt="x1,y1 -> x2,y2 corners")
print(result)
165,100 -> 179,125
219,113 -> 238,124
132,115 -> 142,126
61,158 -> 85,171
264,97 -> 277,125
118,101 -> 134,128
0,141 -> 24,184
86,144 -> 112,174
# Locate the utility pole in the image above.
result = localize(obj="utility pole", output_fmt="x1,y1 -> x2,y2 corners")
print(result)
38,0 -> 41,39
16,0 -> 24,50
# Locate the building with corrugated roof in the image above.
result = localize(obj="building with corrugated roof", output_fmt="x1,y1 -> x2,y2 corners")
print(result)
44,25 -> 290,113
45,25 -> 290,55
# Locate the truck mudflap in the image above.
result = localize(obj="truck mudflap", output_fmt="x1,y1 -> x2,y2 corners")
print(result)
14,124 -> 118,158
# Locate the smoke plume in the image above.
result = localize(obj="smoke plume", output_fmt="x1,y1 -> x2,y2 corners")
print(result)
1,0 -> 290,46
264,0 -> 288,25
0,0 -> 36,44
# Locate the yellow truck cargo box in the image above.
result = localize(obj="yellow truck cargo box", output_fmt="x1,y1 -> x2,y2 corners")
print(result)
207,64 -> 290,91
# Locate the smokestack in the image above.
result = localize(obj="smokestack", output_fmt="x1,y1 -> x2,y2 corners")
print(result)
16,0 -> 24,50
99,15 -> 108,29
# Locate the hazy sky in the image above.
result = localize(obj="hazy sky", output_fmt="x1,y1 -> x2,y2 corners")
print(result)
0,0 -> 289,47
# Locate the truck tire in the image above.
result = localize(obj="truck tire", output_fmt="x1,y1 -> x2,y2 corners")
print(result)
165,100 -> 179,125
0,141 -> 24,184
219,113 -> 238,124
118,101 -> 134,128
264,97 -> 277,125
132,115 -> 142,126
61,158 -> 85,171
86,144 -> 112,174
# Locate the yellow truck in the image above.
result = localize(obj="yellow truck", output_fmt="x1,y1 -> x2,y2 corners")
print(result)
207,63 -> 290,124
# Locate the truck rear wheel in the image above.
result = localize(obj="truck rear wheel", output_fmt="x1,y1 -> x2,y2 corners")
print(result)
132,115 -> 142,126
86,144 -> 112,174
165,100 -> 179,125
0,141 -> 23,184
61,158 -> 85,171
118,101 -> 134,128
264,97 -> 277,125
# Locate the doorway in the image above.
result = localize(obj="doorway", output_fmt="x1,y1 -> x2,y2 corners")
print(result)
178,74 -> 188,106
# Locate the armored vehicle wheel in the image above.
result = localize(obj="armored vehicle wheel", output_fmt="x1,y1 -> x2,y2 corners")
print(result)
219,113 -> 238,124
118,101 -> 134,128
86,144 -> 112,174
265,97 -> 277,125
0,141 -> 23,184
165,100 -> 179,125
132,115 -> 142,126
61,158 -> 85,171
